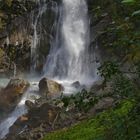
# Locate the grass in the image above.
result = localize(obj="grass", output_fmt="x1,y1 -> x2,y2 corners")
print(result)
42,100 -> 136,140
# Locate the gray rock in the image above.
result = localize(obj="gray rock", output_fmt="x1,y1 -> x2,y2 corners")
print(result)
90,80 -> 104,92
71,81 -> 81,89
89,97 -> 114,114
25,100 -> 35,109
94,97 -> 114,110
0,78 -> 29,113
6,78 -> 30,92
39,77 -> 64,98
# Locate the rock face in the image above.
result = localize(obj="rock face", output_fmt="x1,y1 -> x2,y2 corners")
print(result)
90,80 -> 104,92
0,13 -> 32,73
39,78 -> 64,98
0,78 -> 30,113
0,0 -> 60,74
5,78 -> 30,93
89,97 -> 114,114
94,97 -> 114,110
71,81 -> 81,89
0,0 -> 37,73
0,48 -> 13,76
25,100 -> 35,110
6,103 -> 60,140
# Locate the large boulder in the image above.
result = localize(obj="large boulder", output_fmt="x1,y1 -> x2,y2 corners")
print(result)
94,97 -> 114,111
25,100 -> 35,110
89,97 -> 114,115
5,78 -> 30,94
6,103 -> 60,140
39,78 -> 64,98
71,81 -> 81,89
0,78 -> 30,113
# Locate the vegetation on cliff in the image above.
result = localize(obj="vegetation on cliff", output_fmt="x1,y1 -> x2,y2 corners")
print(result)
42,0 -> 140,139
0,0 -> 36,29
43,100 -> 139,140
0,0 -> 139,139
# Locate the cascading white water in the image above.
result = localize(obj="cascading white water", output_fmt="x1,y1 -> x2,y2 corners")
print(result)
0,94 -> 28,139
31,0 -> 47,71
44,0 -> 98,87
0,80 -> 40,139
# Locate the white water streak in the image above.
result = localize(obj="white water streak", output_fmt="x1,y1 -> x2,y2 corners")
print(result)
0,81 -> 39,139
31,0 -> 47,71
44,0 -> 97,85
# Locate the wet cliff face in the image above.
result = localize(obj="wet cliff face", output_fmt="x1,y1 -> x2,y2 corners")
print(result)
33,0 -> 62,73
0,0 -> 36,75
87,0 -> 115,63
0,13 -> 35,75
0,0 -> 61,75
0,0 -> 110,76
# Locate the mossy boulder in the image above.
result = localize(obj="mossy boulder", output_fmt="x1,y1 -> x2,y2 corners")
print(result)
39,78 -> 64,98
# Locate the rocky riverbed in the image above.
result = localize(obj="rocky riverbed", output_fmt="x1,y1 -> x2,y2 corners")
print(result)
0,77 -> 117,140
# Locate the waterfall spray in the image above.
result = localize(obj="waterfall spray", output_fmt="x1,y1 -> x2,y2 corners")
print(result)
44,0 -> 98,84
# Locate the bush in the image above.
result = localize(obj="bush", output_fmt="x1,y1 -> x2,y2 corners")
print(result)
62,89 -> 95,112
43,100 -> 138,140
113,75 -> 137,98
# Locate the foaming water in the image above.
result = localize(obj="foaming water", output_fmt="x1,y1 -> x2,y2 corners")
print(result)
44,0 -> 98,85
43,0 -> 99,93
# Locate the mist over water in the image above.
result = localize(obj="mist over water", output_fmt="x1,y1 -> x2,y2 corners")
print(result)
44,0 -> 98,85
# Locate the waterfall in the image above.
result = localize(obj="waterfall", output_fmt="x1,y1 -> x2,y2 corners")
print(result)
0,0 -> 99,138
44,0 -> 98,85
31,0 -> 47,71
0,94 -> 28,139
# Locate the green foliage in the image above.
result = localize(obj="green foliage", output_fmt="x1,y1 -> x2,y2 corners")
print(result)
62,89 -> 95,112
113,75 -> 136,98
90,6 -> 102,22
96,0 -> 140,88
121,0 -> 136,4
0,0 -> 36,29
132,10 -> 140,16
42,1 -> 140,139
98,61 -> 120,82
109,1 -> 139,56
98,61 -> 137,99
43,100 -> 137,140
0,48 -> 4,56
134,61 -> 140,77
